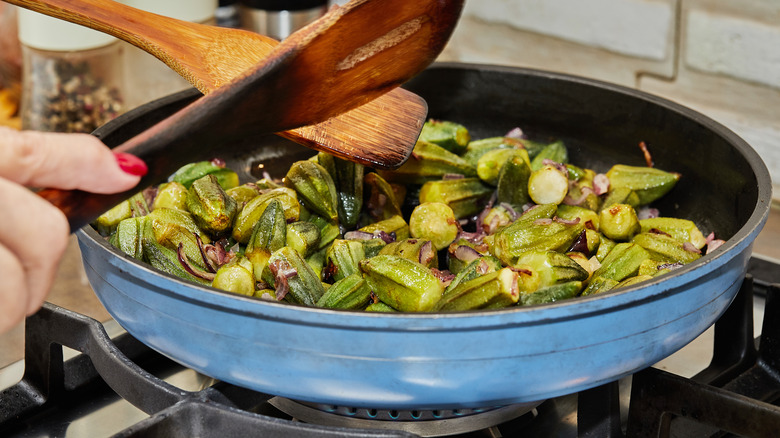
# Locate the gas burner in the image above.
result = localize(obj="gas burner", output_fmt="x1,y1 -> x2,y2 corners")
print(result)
269,397 -> 541,437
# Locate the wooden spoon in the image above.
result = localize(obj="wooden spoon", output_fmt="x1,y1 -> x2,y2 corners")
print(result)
36,0 -> 465,232
6,0 -> 430,169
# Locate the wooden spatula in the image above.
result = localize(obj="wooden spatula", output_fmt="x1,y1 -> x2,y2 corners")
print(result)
36,0 -> 465,232
6,0 -> 429,169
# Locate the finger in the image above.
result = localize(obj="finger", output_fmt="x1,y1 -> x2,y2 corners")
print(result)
0,177 -> 70,316
0,243 -> 28,334
0,127 -> 145,193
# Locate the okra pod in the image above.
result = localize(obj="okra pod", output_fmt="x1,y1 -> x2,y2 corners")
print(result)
378,140 -> 476,185
232,187 -> 299,244
324,239 -> 366,282
245,198 -> 287,280
212,257 -> 256,296
419,178 -> 493,219
433,267 -> 520,311
520,281 -> 583,306
186,174 -> 238,237
316,274 -> 372,310
605,164 -> 680,206
284,160 -> 339,222
599,203 -> 641,241
152,181 -> 189,211
409,202 -> 459,251
418,119 -> 471,154
359,254 -> 444,312
318,152 -> 364,229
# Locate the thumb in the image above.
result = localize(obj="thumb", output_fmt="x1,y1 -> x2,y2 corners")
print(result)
0,127 -> 146,193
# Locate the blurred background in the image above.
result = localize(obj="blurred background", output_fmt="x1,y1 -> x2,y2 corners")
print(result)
0,0 -> 779,366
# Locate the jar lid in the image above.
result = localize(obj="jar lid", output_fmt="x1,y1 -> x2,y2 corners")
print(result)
125,0 -> 217,24
18,9 -> 116,51
240,0 -> 328,11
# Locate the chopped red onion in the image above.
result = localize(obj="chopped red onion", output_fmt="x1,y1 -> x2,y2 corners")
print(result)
498,202 -> 521,221
419,241 -> 436,266
344,231 -> 375,240
533,218 -> 553,226
268,259 -> 298,300
648,228 -> 672,238
593,174 -> 610,195
509,266 -> 533,276
683,242 -> 701,253
554,216 -> 581,225
706,239 -> 726,254
638,141 -> 654,168
452,245 -> 482,262
210,158 -> 227,168
636,207 -> 660,220
431,268 -> 455,287
177,243 -> 216,281
443,173 -> 465,180
566,230 -> 589,256
505,127 -> 525,139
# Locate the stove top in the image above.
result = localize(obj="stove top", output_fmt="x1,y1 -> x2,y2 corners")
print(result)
2,256 -> 780,437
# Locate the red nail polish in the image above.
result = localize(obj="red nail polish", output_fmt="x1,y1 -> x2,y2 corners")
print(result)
115,152 -> 148,177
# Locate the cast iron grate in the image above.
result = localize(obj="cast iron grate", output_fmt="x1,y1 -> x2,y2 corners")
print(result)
2,257 -> 780,437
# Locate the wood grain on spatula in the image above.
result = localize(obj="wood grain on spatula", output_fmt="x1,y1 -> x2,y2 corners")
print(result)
7,0 -> 428,168
36,0 -> 464,232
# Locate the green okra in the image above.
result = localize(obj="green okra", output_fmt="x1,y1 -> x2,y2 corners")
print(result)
496,153 -> 532,210
600,187 -> 641,210
151,217 -> 208,270
418,119 -> 471,154
590,242 -> 651,282
265,246 -> 326,306
445,256 -> 502,293
446,239 -> 490,275
513,250 -> 589,289
631,232 -> 702,264
245,199 -> 287,281
358,215 -> 410,241
113,216 -> 147,260
212,257 -> 255,296
599,203 -> 641,241
284,160 -> 339,222
232,187 -> 299,244
141,219 -> 210,285
172,160 -> 239,190
418,177 -> 493,219
614,274 -> 654,290
379,238 -> 439,269
317,152 -> 364,229
308,215 -> 340,250
152,181 -> 189,211
581,275 -> 620,296
359,254 -> 444,312
605,164 -> 680,206
93,199 -> 132,236
365,301 -> 398,312
520,281 -> 583,306
285,221 -> 321,258
528,163 -> 569,205
186,174 -> 237,237
225,183 -> 263,212
476,147 -> 530,186
479,205 -> 514,235
316,274 -> 372,310
305,248 -> 327,281
461,137 -> 520,168
556,205 -> 599,230
363,172 -> 403,221
433,267 -> 520,311
639,217 -> 707,250
596,233 -> 617,262
324,239 -> 366,282
530,140 -> 568,170
565,166 -> 601,211
488,214 -> 585,266
378,140 -> 476,185
409,202 -> 459,251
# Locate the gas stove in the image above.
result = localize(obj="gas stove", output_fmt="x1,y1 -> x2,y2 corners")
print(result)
2,256 -> 780,437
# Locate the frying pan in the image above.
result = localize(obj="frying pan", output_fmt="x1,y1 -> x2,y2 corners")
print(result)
76,63 -> 771,409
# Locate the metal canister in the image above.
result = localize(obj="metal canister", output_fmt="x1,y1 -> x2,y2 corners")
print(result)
239,0 -> 327,40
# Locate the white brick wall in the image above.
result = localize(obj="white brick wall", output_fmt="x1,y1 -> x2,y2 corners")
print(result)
686,10 -> 780,89
463,0 -> 675,60
442,0 -> 780,192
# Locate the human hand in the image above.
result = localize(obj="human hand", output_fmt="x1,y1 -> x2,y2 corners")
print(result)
0,126 -> 146,333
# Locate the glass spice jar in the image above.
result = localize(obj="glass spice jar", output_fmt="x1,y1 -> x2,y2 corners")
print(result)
122,0 -> 217,109
18,9 -> 125,133
0,4 -> 22,107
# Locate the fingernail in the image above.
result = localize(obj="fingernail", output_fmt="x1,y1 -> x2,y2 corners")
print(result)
115,152 -> 148,177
